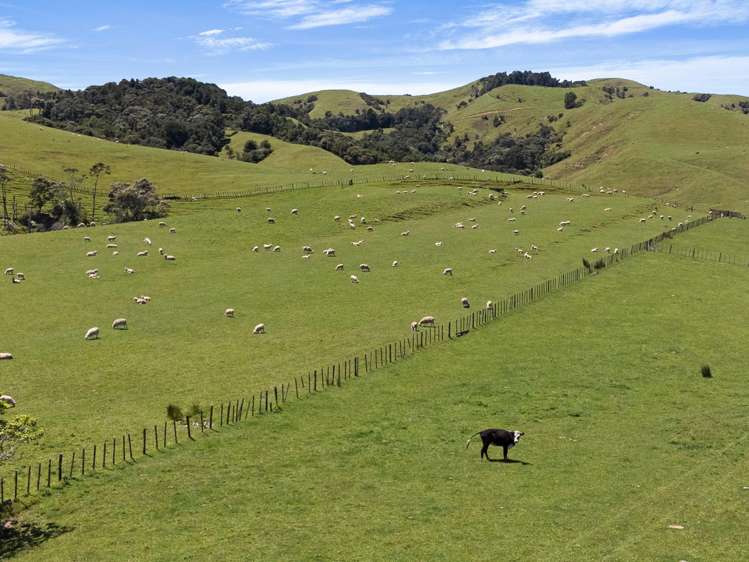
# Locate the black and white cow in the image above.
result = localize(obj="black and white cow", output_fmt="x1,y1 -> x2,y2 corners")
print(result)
465,428 -> 524,461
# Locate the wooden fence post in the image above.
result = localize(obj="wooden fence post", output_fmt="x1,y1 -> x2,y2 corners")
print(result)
186,416 -> 193,440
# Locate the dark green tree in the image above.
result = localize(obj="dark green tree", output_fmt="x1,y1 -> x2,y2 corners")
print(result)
104,178 -> 168,223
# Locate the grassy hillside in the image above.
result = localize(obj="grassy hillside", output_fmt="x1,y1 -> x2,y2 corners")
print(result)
276,79 -> 749,211
1,183 -> 696,472
0,109 -> 503,202
10,250 -> 749,561
0,75 -> 58,106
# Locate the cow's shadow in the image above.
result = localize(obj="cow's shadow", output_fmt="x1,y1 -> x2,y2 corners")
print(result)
487,458 -> 532,465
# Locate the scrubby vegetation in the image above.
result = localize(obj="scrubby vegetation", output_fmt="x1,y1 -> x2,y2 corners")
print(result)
472,70 -> 585,98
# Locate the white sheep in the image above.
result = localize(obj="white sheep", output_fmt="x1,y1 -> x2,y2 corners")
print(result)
489,249 -> 496,255
164,255 -> 176,261
302,245 -> 313,253
334,215 -> 341,221
352,240 -> 363,247
144,237 -> 152,245
442,267 -> 453,276
392,260 -> 399,267
471,224 -> 479,230
107,235 -> 117,242
87,251 -> 97,257
107,243 -> 118,248
263,244 -> 273,250
434,241 -> 443,247
272,245 -> 281,252
400,230 -> 410,236
236,207 -> 242,213
335,263 -> 344,271
291,208 -> 299,215
359,264 -> 370,272
513,229 -> 519,235
323,248 -> 336,257
224,308 -> 235,318
169,227 -> 176,233
267,217 -> 276,224
137,250 -> 149,257
350,275 -> 360,284
485,301 -> 493,310
159,221 -> 167,227
252,245 -> 259,253
0,353 -> 13,361
124,267 -> 135,274
3,267 -> 14,276
410,321 -> 419,332
418,316 -> 435,328
266,207 -> 272,213
112,318 -> 128,330
14,273 -> 25,281
252,323 -> 266,335
83,236 -> 91,242
112,251 -> 119,256
84,327 -> 100,340
461,297 -> 470,309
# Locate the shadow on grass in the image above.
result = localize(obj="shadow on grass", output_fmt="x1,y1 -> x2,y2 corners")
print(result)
487,458 -> 532,465
0,517 -> 73,559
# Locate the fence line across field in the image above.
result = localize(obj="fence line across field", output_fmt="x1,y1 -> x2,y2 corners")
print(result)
0,210 -> 740,506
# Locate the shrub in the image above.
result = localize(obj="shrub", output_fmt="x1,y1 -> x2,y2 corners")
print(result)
166,404 -> 183,421
701,365 -> 712,378
692,93 -> 712,103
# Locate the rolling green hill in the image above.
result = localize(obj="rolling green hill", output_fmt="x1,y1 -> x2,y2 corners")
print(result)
0,74 -> 58,97
276,78 -> 749,210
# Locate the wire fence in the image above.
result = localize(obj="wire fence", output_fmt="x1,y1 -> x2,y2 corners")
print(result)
652,244 -> 749,267
2,209 -> 737,507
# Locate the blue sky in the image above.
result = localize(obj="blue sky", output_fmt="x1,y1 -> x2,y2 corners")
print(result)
2,0 -> 749,101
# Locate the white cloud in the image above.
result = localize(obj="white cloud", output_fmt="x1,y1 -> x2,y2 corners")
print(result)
551,55 -> 749,95
220,78 -> 463,102
198,29 -> 224,36
225,0 -> 391,29
192,29 -> 272,53
93,24 -> 112,32
439,1 -> 749,50
289,4 -> 391,29
0,18 -> 64,52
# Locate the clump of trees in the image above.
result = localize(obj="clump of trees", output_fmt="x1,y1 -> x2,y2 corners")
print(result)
473,71 -> 586,98
29,77 -> 245,155
240,139 -> 273,163
0,397 -> 43,463
104,178 -> 168,223
20,176 -> 88,231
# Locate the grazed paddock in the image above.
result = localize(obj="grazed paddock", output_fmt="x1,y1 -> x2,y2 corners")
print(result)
11,253 -> 749,562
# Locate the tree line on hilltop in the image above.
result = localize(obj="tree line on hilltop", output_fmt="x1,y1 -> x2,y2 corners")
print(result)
10,73 -> 576,176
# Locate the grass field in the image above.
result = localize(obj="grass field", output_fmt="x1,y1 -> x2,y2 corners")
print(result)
0,183 -> 697,472
9,251 -> 748,561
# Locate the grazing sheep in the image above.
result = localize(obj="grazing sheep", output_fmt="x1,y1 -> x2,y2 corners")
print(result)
158,247 -> 165,256
334,215 -> 341,221
263,244 -> 273,250
84,327 -> 100,340
556,226 -> 565,232
252,323 -> 266,335
107,243 -> 118,248
410,321 -> 419,332
137,250 -> 148,257
83,236 -> 91,242
604,207 -> 612,212
350,275 -> 360,284
0,353 -> 13,361
523,252 -> 532,260
236,207 -> 242,213
169,227 -> 176,233
530,244 -> 539,252
267,217 -> 276,224
461,297 -> 470,309
418,315 -> 436,328
559,220 -> 571,226
112,318 -> 128,330
489,249 -> 496,255
472,224 -> 479,230
291,208 -> 299,215
335,263 -> 344,271
107,235 -> 117,242
252,246 -> 259,253
639,218 -> 646,223
485,301 -> 493,310
87,251 -> 97,257
455,222 -> 465,229
323,248 -> 336,257
112,251 -> 119,256
143,237 -> 152,245
224,308 -> 235,318
165,255 -> 176,261
302,245 -> 313,253
3,267 -> 14,276
352,240 -> 363,247
159,221 -> 167,227
85,268 -> 98,276
591,248 -> 599,253
400,230 -> 410,236
124,267 -> 135,274
512,229 -> 519,235
392,260 -> 399,267
435,241 -> 443,247
272,245 -> 281,252
366,226 -> 374,232
442,267 -> 454,276
359,264 -> 370,272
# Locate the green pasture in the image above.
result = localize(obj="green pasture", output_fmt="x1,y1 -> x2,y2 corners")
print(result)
0,183 -> 695,472
9,252 -> 749,561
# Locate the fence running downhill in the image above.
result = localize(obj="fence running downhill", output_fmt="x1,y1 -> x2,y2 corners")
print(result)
0,210 -> 740,507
